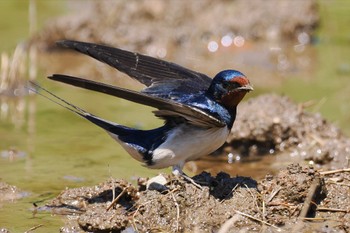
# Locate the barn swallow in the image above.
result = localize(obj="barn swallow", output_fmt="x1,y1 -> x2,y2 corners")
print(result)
33,40 -> 253,177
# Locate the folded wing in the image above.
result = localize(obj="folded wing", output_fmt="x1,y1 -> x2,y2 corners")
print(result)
57,40 -> 212,98
48,74 -> 225,127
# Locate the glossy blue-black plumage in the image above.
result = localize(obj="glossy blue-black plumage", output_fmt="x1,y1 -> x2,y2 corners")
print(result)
83,114 -> 172,166
36,40 -> 252,173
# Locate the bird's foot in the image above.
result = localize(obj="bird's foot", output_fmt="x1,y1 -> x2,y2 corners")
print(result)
172,164 -> 206,189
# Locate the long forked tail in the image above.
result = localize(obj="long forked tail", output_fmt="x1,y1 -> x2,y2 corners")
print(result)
28,81 -> 86,117
28,81 -> 170,165
27,81 -> 122,133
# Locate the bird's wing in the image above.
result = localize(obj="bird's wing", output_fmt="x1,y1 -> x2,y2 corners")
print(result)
48,74 -> 225,127
56,40 -> 212,97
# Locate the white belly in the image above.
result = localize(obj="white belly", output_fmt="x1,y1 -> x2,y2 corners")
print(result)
150,124 -> 230,169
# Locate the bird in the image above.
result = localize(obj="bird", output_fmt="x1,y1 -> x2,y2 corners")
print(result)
32,40 -> 253,178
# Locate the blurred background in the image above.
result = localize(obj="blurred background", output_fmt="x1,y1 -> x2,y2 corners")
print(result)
0,0 -> 349,232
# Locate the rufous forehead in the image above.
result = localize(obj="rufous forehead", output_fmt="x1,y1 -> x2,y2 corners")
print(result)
229,76 -> 249,85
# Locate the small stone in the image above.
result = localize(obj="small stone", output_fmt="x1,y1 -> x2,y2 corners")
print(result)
146,174 -> 168,192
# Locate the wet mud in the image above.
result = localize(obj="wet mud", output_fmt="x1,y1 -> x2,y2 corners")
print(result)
47,164 -> 349,233
226,94 -> 350,170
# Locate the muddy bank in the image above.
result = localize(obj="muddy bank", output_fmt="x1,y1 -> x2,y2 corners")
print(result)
31,0 -> 318,52
226,94 -> 350,170
48,164 -> 349,232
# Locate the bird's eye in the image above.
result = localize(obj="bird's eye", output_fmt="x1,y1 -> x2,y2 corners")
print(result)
224,82 -> 240,90
222,82 -> 229,89
231,82 -> 241,89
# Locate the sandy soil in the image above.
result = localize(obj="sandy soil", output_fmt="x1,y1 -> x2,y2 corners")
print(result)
46,163 -> 349,233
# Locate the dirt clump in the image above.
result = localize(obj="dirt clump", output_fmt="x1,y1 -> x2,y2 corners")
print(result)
258,164 -> 326,226
49,179 -> 136,232
31,0 -> 318,52
44,163 -> 350,232
316,170 -> 350,232
227,94 -> 350,170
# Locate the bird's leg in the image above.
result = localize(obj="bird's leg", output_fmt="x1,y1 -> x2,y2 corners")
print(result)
172,164 -> 203,189
171,164 -> 184,177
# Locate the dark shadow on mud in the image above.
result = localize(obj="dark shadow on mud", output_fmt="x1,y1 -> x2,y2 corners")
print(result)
192,171 -> 257,200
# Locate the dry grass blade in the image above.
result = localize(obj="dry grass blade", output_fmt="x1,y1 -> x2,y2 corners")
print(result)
233,210 -> 282,231
266,186 -> 282,203
320,168 -> 350,175
316,207 -> 349,213
24,224 -> 44,233
298,177 -> 320,218
106,187 -> 127,211
292,177 -> 320,233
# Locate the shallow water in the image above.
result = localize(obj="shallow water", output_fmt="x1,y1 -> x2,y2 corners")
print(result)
1,0 -> 350,232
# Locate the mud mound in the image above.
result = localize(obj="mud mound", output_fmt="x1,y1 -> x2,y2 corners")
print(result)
227,94 -> 350,169
47,164 -> 350,232
0,181 -> 28,202
31,0 -> 318,51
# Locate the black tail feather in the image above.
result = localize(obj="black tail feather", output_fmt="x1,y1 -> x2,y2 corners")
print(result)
28,81 -> 86,117
28,81 -> 119,133
28,80 -> 170,165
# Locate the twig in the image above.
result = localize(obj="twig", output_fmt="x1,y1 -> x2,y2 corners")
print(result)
164,187 -> 180,196
130,219 -> 139,233
262,200 -> 266,221
325,177 -> 350,187
171,192 -> 180,232
266,186 -> 282,203
220,183 -> 239,203
328,182 -> 350,187
132,201 -> 152,218
267,202 -> 297,208
311,97 -> 327,113
182,174 -> 203,189
292,177 -> 320,233
298,100 -> 317,110
32,202 -> 38,218
130,200 -> 152,232
320,168 -> 350,175
217,214 -> 241,233
302,217 -> 342,222
298,178 -> 320,219
317,207 -> 349,213
106,188 -> 127,211
24,224 -> 44,233
309,133 -> 325,146
233,210 -> 282,230
244,184 -> 259,211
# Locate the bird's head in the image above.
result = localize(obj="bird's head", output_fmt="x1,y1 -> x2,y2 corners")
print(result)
207,70 -> 253,110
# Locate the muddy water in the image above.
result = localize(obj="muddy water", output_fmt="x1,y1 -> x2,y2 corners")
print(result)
1,1 -> 350,232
